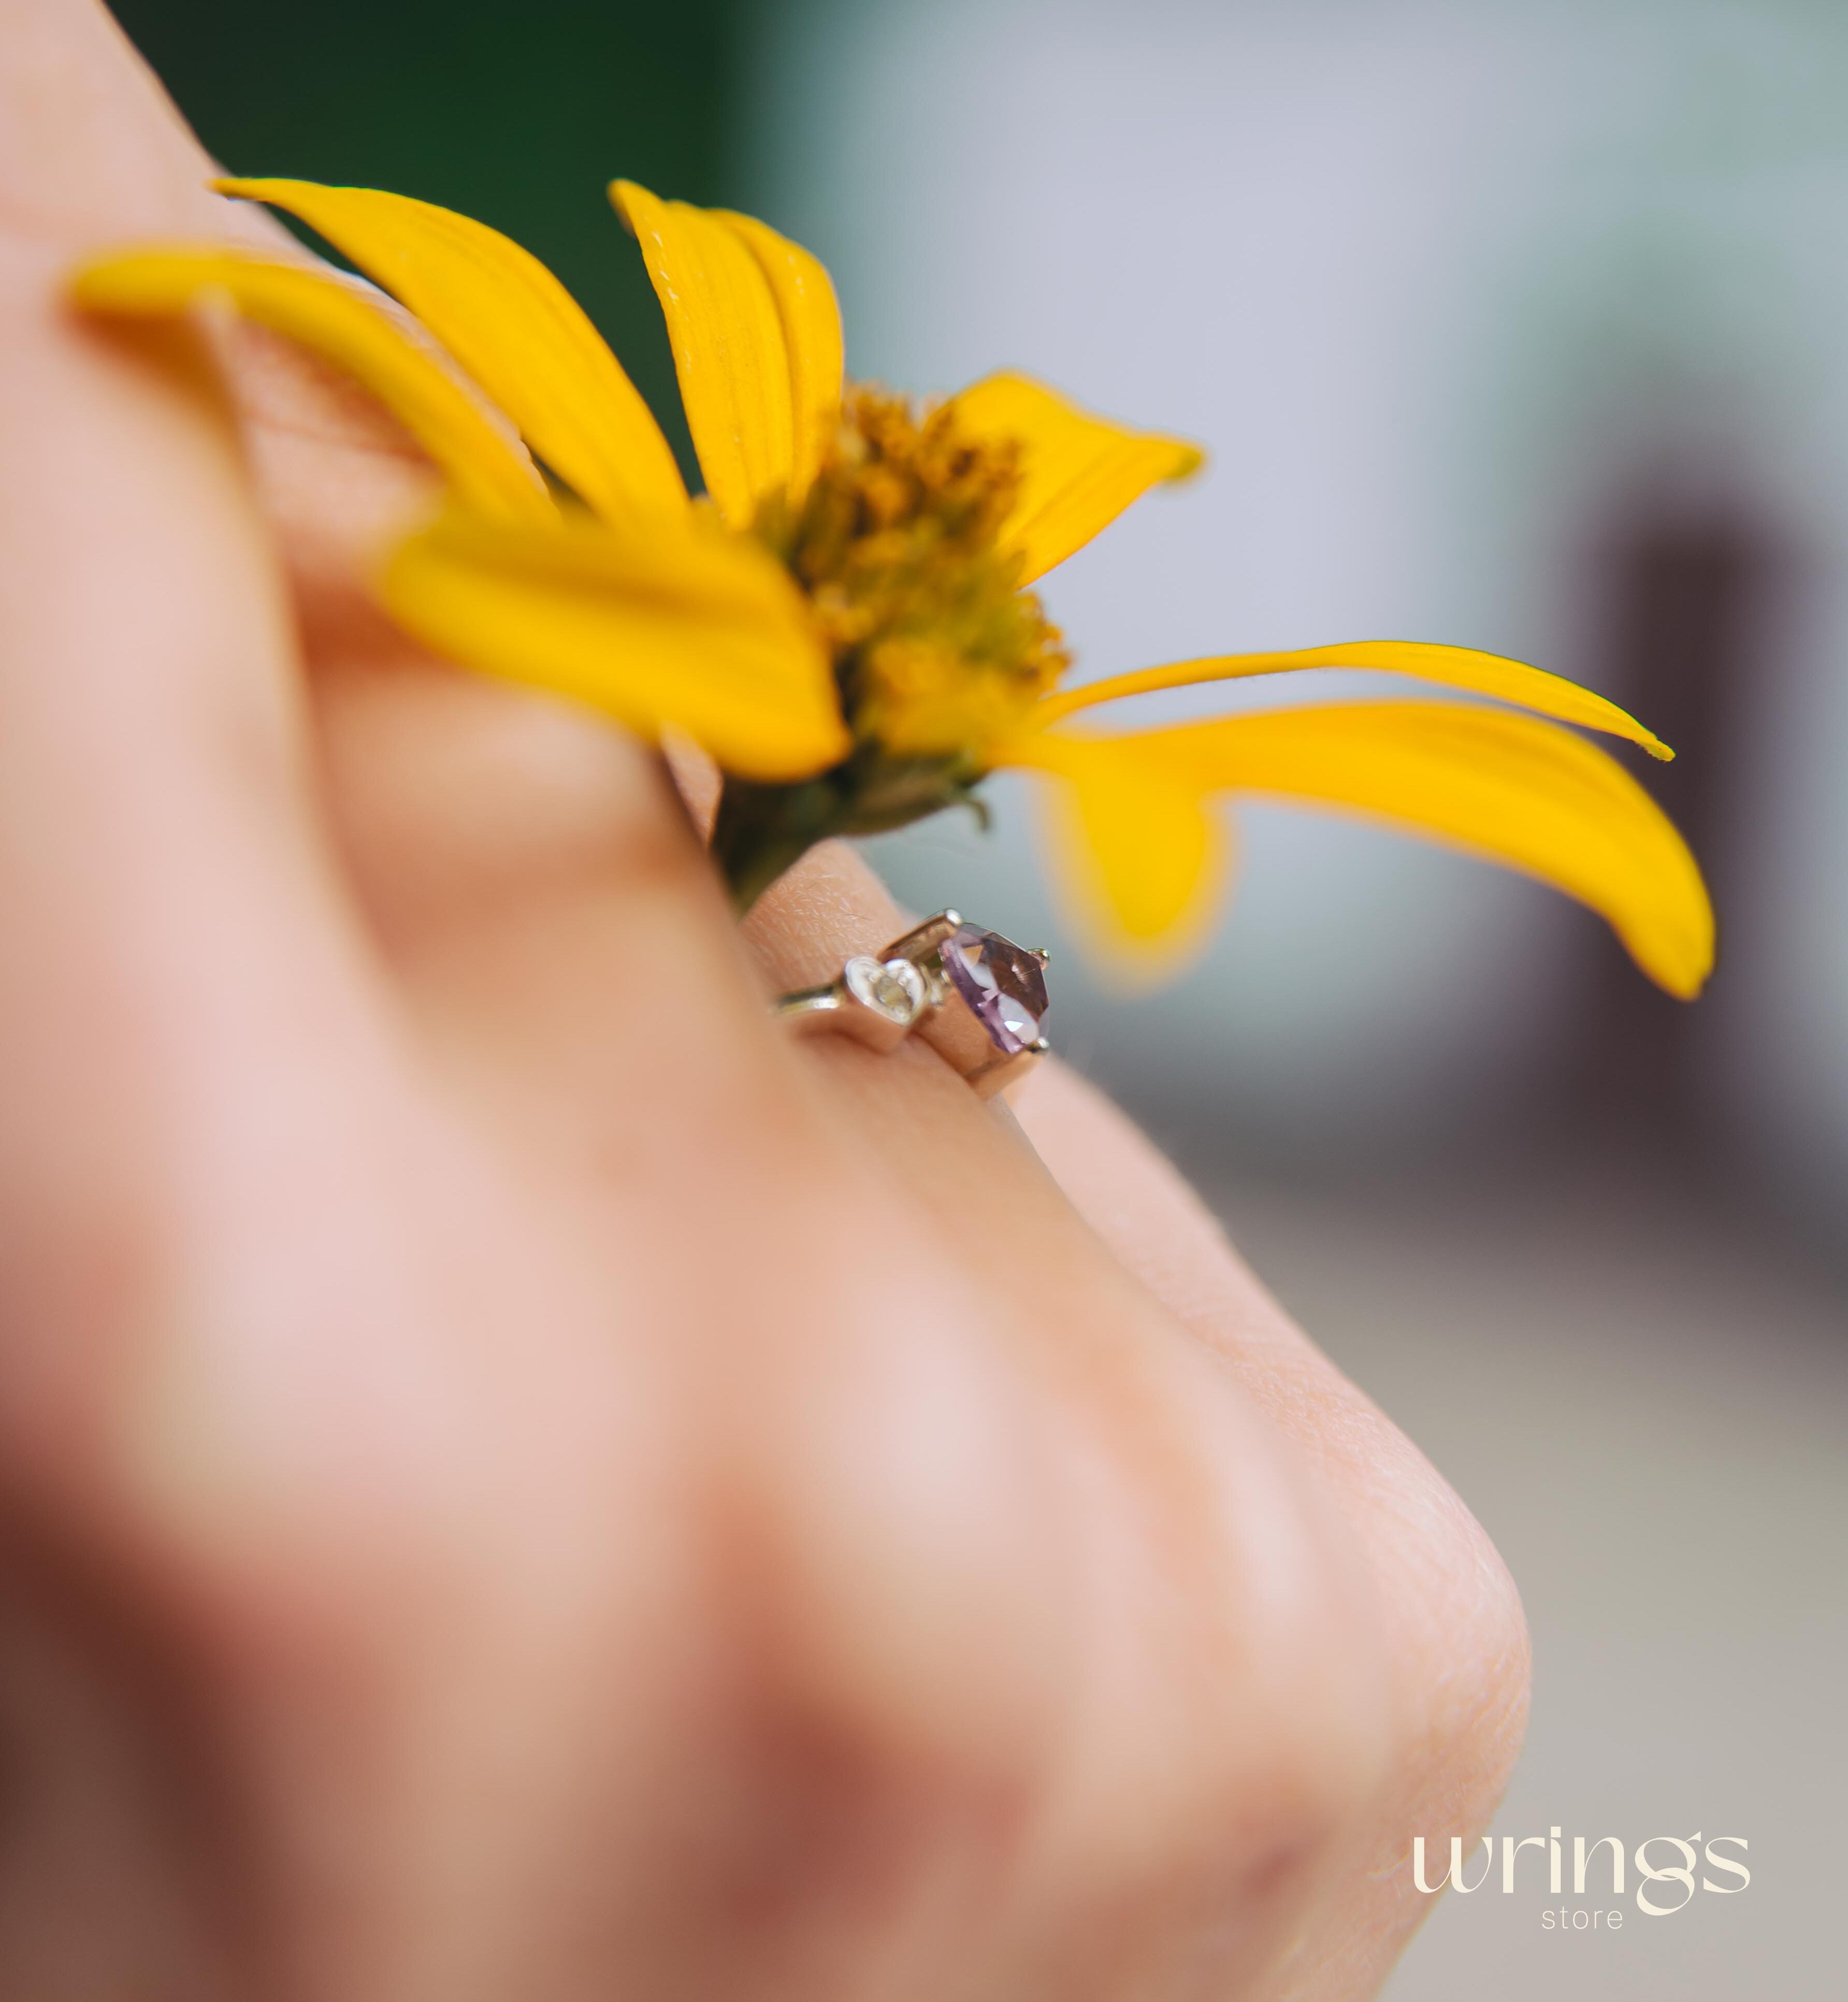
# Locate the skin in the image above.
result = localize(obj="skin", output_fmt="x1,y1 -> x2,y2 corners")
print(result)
0,3 -> 1528,1996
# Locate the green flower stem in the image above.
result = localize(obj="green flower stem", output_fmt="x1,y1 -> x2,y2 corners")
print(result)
712,752 -> 989,913
712,776 -> 848,913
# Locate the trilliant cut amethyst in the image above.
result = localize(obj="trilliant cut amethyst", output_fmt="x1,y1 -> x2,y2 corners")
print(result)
939,924 -> 1049,1057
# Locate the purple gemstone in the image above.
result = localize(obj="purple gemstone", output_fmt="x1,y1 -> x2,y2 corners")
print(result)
939,924 -> 1049,1057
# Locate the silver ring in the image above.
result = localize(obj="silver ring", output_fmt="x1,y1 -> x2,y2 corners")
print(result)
775,910 -> 1051,1099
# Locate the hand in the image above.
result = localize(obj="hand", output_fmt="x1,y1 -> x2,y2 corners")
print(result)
0,4 -> 1527,1995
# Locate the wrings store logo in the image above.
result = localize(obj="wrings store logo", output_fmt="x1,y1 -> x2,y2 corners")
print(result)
1411,1829 -> 1750,1928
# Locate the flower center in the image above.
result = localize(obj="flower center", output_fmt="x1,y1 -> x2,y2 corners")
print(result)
752,387 -> 1070,762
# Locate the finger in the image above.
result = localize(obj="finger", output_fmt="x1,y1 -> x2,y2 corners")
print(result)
1011,1058 -> 1531,1998
718,843 -> 1400,1990
0,0 -> 295,251
310,650 -> 799,1159
0,0 -> 364,1111
0,234 -> 377,1410
729,839 -> 1514,1988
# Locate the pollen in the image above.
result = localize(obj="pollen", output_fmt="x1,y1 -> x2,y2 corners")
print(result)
753,387 -> 1071,760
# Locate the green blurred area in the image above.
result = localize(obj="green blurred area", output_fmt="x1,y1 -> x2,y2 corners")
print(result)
109,0 -> 743,474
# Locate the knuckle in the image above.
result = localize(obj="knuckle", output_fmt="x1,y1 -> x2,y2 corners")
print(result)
1405,1459 -> 1532,1791
1346,1402 -> 1533,1852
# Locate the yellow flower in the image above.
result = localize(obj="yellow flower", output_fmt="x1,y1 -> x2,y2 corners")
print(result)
69,177 -> 1714,996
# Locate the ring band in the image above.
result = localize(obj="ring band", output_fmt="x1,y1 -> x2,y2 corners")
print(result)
775,910 -> 1051,1098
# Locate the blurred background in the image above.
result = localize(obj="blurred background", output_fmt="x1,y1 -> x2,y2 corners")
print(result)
113,0 -> 1844,1991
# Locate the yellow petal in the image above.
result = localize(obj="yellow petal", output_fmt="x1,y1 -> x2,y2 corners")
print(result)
709,209 -> 843,499
216,178 -> 686,528
380,507 -> 848,781
1012,731 -> 1226,961
1033,639 -> 1672,759
949,371 -> 1203,585
611,180 -> 795,527
1009,703 -> 1713,996
70,246 -> 551,523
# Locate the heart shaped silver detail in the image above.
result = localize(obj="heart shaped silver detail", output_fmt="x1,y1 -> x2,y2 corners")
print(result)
843,954 -> 928,1026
